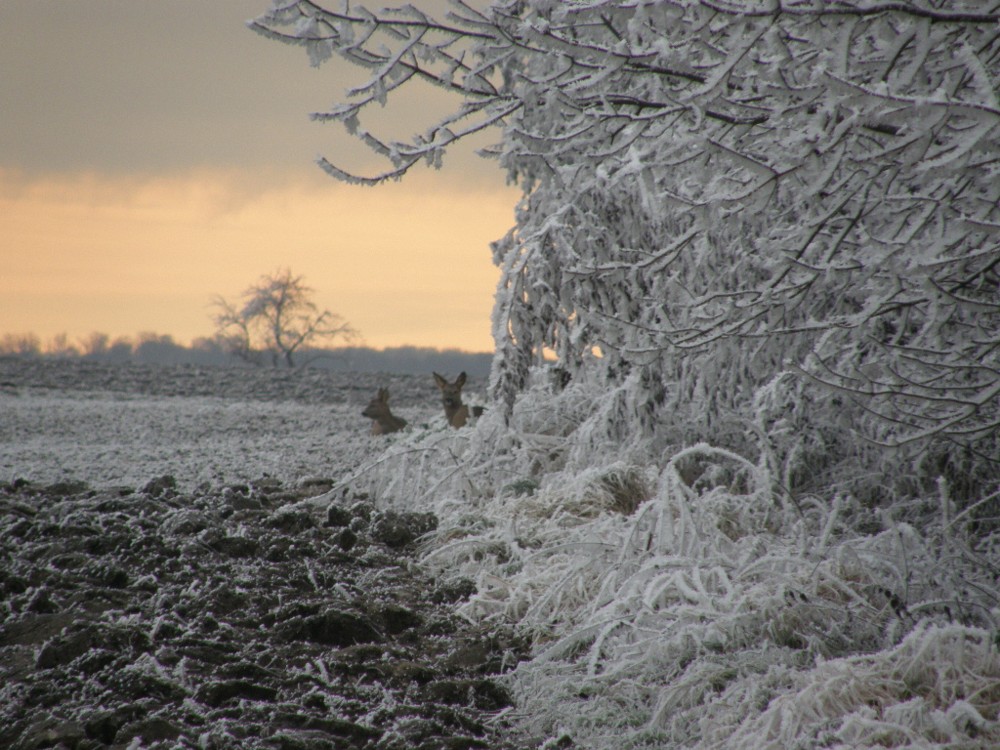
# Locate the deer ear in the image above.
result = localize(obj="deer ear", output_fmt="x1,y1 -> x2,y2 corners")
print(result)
433,373 -> 447,388
379,387 -> 389,401
457,372 -> 467,387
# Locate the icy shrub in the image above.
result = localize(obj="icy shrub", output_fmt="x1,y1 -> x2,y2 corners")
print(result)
252,1 -> 1000,746
336,360 -> 999,748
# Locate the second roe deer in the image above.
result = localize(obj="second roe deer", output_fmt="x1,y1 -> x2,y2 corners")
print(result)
433,371 -> 484,428
362,387 -> 407,435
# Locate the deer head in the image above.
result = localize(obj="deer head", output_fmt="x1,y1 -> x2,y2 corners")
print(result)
433,371 -> 470,428
362,387 -> 407,435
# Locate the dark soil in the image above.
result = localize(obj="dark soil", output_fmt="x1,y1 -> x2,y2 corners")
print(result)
0,475 -> 530,750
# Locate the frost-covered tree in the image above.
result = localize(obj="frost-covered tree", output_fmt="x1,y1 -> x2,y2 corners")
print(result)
212,268 -> 356,367
252,1 -> 999,497
251,6 -> 1000,747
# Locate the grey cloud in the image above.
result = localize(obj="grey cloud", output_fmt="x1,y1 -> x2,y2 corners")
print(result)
0,0 -> 498,181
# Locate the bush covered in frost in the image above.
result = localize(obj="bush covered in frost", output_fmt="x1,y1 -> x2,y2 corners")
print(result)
254,2 -> 1000,747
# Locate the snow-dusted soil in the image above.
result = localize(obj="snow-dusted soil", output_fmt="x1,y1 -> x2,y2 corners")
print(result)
0,358 -> 522,750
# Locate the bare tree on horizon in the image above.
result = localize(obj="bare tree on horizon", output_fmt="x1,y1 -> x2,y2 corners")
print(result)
212,268 -> 357,368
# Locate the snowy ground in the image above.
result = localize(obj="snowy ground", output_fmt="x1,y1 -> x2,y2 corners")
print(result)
0,358 -> 472,491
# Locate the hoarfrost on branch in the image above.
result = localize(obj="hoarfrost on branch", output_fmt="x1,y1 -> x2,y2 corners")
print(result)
251,0 -> 999,485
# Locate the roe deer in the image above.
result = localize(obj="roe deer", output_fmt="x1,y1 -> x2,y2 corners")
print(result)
433,371 -> 485,428
362,387 -> 407,435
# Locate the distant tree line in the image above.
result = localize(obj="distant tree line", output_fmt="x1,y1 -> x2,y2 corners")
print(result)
0,332 -> 490,377
3,269 -> 489,376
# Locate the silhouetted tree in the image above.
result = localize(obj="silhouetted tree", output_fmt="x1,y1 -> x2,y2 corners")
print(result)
77,332 -> 132,362
212,269 -> 357,367
0,333 -> 41,357
45,333 -> 80,359
134,333 -> 187,365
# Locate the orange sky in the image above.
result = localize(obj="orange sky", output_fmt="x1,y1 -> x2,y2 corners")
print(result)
0,0 -> 515,353
0,168 -> 517,351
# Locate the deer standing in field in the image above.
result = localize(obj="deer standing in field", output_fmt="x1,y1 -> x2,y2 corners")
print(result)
362,387 -> 407,436
433,371 -> 484,428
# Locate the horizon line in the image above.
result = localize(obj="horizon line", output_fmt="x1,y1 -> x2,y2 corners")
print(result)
0,329 -> 494,357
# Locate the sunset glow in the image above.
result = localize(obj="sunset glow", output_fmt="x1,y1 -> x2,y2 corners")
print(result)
1,168 -> 517,351
0,0 -> 514,355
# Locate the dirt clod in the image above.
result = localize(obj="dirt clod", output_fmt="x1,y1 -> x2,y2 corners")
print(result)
0,479 -> 528,749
